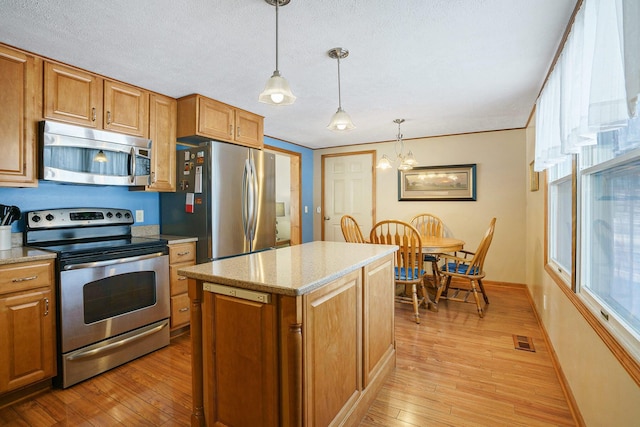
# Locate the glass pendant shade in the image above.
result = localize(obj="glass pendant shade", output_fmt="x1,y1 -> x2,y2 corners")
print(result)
327,107 -> 355,132
259,71 -> 296,105
404,150 -> 417,166
376,154 -> 393,169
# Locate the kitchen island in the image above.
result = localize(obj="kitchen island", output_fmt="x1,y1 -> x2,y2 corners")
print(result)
178,241 -> 398,427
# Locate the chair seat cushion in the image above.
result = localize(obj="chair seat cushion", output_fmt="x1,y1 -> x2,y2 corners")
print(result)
443,263 -> 479,275
395,267 -> 426,280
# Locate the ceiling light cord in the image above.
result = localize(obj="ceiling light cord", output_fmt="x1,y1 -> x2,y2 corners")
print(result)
336,54 -> 342,110
274,0 -> 279,72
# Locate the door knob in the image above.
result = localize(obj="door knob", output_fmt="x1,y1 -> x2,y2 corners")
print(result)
324,216 -> 331,220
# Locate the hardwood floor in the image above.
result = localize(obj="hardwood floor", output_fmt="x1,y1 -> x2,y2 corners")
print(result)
0,283 -> 576,426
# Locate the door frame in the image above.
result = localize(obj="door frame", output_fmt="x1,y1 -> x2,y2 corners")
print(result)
321,150 -> 377,241
264,145 -> 302,246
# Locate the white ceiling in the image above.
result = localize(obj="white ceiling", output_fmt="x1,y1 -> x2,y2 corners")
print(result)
0,0 -> 576,149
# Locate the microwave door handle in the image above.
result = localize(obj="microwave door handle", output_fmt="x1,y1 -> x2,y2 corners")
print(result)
129,147 -> 136,183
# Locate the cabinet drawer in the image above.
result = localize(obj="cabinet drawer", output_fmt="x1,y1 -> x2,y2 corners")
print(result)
169,242 -> 196,264
171,293 -> 190,328
0,260 -> 53,294
170,262 -> 192,296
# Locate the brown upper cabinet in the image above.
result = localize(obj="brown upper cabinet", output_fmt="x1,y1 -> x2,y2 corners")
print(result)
177,94 -> 264,149
0,44 -> 40,187
146,93 -> 177,192
44,61 -> 149,138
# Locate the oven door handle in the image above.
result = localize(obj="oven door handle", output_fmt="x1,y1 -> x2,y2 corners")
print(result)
66,321 -> 168,361
62,251 -> 166,271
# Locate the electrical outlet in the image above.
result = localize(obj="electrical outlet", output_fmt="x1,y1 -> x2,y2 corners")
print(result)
135,210 -> 144,223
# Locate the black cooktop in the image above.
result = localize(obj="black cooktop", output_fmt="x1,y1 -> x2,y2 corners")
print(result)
32,236 -> 167,258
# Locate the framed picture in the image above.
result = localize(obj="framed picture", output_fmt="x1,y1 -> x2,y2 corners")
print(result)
529,161 -> 539,192
398,164 -> 477,201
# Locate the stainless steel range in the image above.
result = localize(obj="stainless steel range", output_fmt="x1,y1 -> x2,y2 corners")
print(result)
24,207 -> 170,388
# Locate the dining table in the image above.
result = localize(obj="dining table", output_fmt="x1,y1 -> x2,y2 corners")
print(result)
419,235 -> 465,310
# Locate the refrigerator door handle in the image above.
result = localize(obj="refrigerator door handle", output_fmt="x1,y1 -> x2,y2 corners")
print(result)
248,156 -> 259,243
242,158 -> 251,242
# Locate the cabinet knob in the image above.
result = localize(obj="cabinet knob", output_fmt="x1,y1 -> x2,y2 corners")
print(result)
91,107 -> 96,122
178,307 -> 189,313
177,251 -> 190,256
44,297 -> 49,316
229,124 -> 233,135
107,111 -> 112,125
237,126 -> 241,138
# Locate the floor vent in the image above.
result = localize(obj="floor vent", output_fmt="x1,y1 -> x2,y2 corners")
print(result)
513,335 -> 536,352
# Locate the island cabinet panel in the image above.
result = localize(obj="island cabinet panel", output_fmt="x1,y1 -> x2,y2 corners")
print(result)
362,255 -> 395,387
303,269 -> 362,427
201,291 -> 279,427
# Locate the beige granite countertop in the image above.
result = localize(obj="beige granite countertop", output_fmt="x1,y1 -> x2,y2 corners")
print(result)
149,235 -> 198,245
0,247 -> 57,265
160,235 -> 198,245
177,241 -> 397,296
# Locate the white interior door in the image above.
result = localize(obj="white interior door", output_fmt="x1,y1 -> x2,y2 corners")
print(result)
323,153 -> 374,241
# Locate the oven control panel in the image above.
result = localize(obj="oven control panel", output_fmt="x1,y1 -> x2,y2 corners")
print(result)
26,208 -> 134,229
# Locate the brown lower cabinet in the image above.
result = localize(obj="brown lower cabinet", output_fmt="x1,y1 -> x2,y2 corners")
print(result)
188,253 -> 395,426
169,241 -> 196,331
0,259 -> 56,393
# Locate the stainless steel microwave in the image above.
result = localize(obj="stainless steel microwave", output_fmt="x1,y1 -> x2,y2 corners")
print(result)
40,120 -> 152,186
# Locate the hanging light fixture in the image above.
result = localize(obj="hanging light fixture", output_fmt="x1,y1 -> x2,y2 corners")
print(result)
327,47 -> 355,132
259,0 -> 296,105
93,150 -> 107,163
376,119 -> 418,170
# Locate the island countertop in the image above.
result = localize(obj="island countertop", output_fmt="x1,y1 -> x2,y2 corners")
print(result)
177,240 -> 397,296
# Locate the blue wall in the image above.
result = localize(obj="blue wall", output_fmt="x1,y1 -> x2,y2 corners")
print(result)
0,139 -> 314,242
0,181 -> 159,232
264,136 -> 314,243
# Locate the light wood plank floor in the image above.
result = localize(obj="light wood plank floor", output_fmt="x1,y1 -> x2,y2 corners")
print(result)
0,284 -> 576,426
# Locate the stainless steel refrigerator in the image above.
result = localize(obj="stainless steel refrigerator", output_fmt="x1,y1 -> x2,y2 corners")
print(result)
160,141 -> 276,264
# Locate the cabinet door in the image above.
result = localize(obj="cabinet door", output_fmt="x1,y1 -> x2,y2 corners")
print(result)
0,45 -> 39,187
103,80 -> 149,137
303,269 -> 362,426
148,93 -> 176,191
235,109 -> 264,149
197,97 -> 234,141
202,291 -> 279,426
362,253 -> 395,387
0,287 -> 55,392
44,61 -> 102,128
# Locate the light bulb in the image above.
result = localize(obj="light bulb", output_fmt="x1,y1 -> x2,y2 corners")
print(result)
270,93 -> 284,104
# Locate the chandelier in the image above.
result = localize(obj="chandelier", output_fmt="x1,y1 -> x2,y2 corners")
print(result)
327,47 -> 355,132
376,119 -> 417,170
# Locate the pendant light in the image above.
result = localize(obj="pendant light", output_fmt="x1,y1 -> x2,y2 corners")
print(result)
376,119 -> 418,170
327,47 -> 355,132
259,0 -> 296,105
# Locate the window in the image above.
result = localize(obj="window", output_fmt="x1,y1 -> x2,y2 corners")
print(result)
536,0 -> 640,370
579,122 -> 640,351
548,160 -> 573,282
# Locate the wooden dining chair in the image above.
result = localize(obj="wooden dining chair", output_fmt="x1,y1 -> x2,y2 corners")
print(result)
340,215 -> 367,243
370,220 -> 427,324
410,213 -> 445,285
435,218 -> 496,318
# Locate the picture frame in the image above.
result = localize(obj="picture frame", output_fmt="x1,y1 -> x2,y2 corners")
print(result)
398,164 -> 477,201
529,161 -> 539,192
